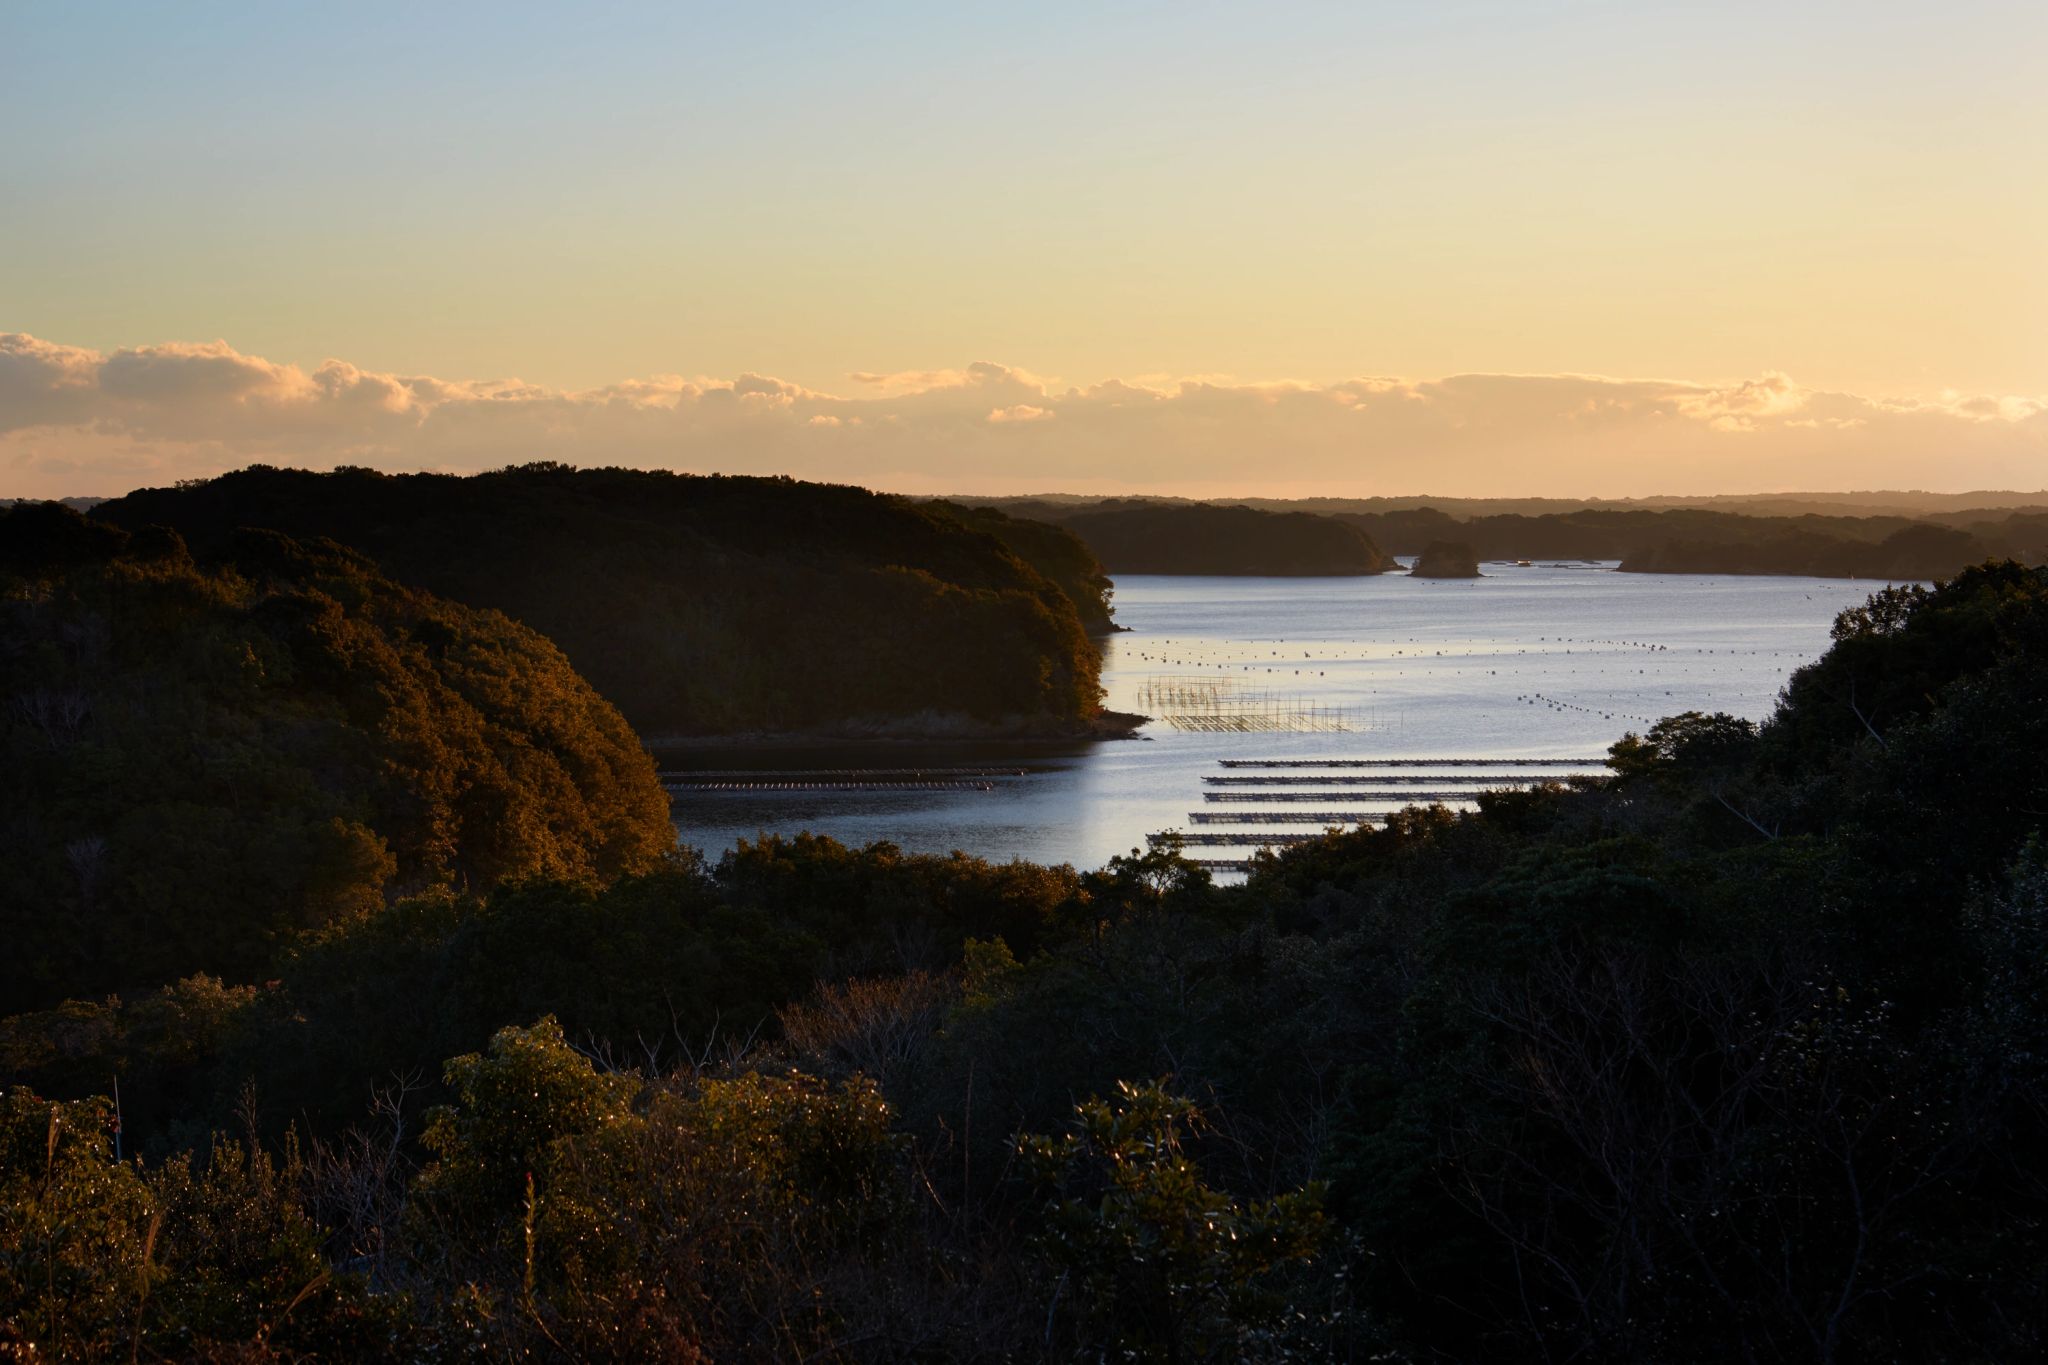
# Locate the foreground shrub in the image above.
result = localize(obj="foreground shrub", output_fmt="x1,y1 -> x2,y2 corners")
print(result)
1018,1080 -> 1330,1360
0,1090 -> 389,1361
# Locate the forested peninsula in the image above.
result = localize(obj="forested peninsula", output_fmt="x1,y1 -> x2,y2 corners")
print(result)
6,551 -> 2048,1358
95,466 -> 1114,739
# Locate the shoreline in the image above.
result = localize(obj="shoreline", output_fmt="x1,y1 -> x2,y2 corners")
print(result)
642,708 -> 1150,751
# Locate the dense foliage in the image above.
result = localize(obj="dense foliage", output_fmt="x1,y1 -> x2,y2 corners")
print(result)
985,495 -> 2047,578
923,499 -> 1117,632
1004,499 -> 1394,575
0,502 -> 673,1010
6,558 -> 2048,1360
96,466 -> 1107,736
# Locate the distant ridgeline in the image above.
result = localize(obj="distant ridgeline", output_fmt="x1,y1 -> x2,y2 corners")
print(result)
973,495 -> 2047,579
997,499 -> 1395,575
1335,505 -> 2046,578
95,466 -> 1110,737
0,502 -> 674,1010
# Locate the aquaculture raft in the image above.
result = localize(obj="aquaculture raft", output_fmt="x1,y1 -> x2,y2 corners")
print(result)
1217,757 -> 1605,768
661,765 -> 1046,794
1150,755 -> 1611,866
1135,675 -> 1359,733
1204,773 -> 1595,785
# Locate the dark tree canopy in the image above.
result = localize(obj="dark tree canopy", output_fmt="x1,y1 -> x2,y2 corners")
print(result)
95,465 -> 1106,736
0,504 -> 674,1008
921,499 -> 1116,631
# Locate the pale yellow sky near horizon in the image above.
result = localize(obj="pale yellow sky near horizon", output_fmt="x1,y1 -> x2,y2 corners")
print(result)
4,3 -> 2045,498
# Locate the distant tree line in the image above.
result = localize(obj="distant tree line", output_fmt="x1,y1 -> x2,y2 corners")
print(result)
984,495 -> 2048,580
1329,505 -> 2043,578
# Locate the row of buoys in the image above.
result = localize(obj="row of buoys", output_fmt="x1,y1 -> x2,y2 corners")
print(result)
676,783 -> 998,793
662,766 -> 1034,780
1517,691 -> 1654,725
1130,634 -> 1815,665
1204,773 -> 1593,785
1191,811 -> 1395,824
1192,814 -> 1387,825
1219,757 -> 1605,767
1206,790 -> 1490,802
1148,832 -> 1324,847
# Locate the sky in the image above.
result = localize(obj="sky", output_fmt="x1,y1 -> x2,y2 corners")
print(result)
4,1 -> 2044,499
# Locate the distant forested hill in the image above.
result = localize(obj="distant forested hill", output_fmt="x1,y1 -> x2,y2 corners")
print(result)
0,502 -> 674,1009
0,497 -> 104,513
966,494 -> 2046,579
1001,499 -> 1394,575
94,466 -> 1107,736
1330,505 -> 2040,577
1032,490 -> 2048,519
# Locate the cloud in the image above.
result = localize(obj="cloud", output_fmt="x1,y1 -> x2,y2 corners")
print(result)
848,367 -> 977,394
1,331 -> 2043,499
0,333 -> 103,429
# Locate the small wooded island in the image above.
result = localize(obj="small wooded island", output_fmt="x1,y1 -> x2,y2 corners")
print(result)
1408,539 -> 1482,577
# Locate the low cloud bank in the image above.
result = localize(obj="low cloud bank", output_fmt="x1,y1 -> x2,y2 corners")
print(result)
3,332 -> 2043,498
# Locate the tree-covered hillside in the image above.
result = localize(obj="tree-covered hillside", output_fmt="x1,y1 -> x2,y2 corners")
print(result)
922,498 -> 1117,631
0,502 -> 674,1009
96,466 -> 1108,736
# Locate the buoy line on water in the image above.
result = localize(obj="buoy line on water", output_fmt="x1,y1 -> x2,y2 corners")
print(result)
1218,757 -> 1606,768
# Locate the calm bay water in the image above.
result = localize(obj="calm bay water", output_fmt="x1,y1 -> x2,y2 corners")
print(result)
664,564 -> 1889,871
